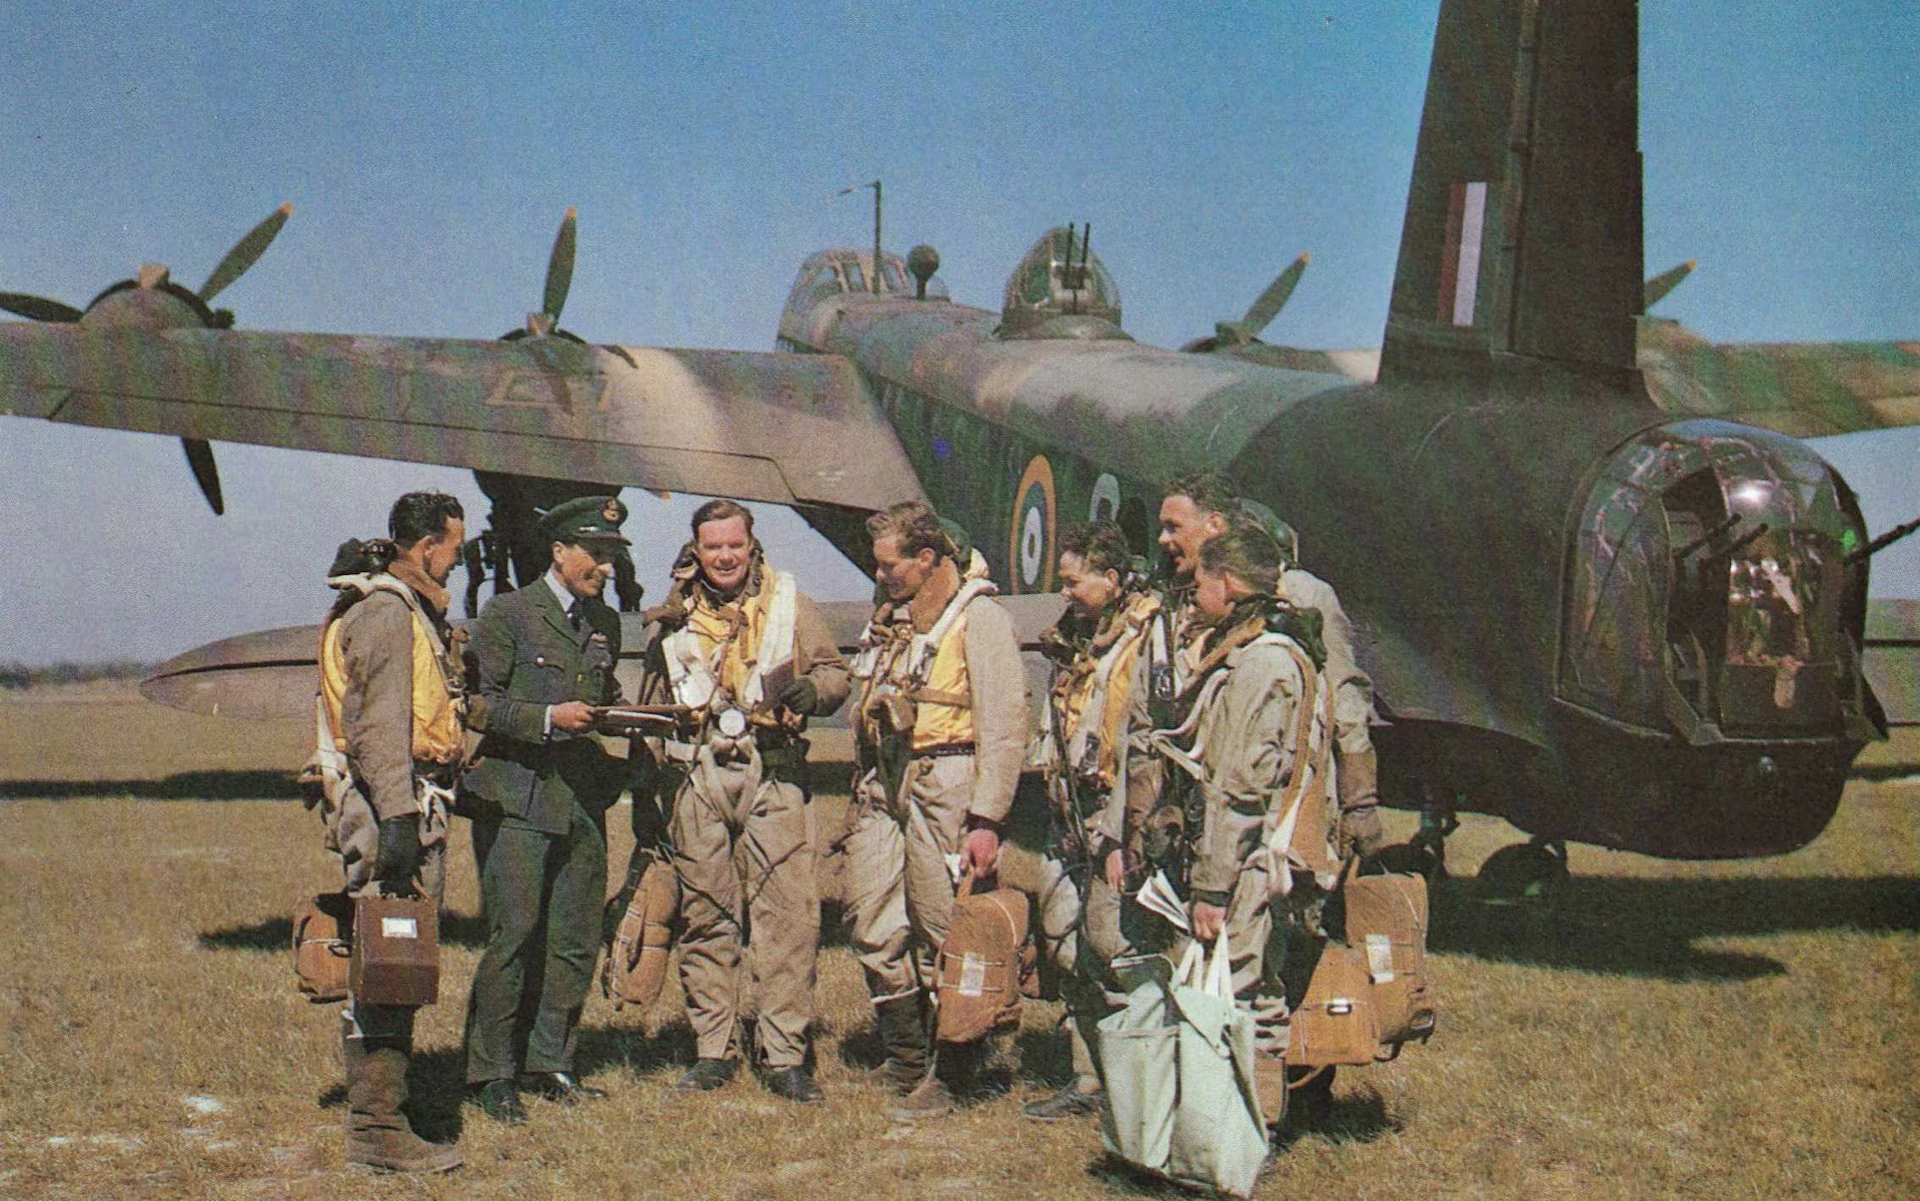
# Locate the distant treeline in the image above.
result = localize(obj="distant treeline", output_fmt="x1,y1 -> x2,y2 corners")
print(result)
0,661 -> 155,690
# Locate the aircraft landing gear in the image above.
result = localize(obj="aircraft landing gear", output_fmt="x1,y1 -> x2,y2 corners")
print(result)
1373,784 -> 1458,883
1473,837 -> 1569,906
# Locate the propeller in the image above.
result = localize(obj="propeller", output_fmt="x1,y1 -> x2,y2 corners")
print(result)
1182,253 -> 1310,353
504,208 -> 582,341
1642,259 -> 1696,312
0,203 -> 294,515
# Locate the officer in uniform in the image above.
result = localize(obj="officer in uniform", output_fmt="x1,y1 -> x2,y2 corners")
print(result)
638,500 -> 849,1102
312,491 -> 469,1174
461,495 -> 629,1122
845,500 -> 1028,1120
1151,517 -> 1339,1136
1025,521 -> 1161,1121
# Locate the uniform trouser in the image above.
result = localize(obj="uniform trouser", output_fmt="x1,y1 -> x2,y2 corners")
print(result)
1035,852 -> 1135,1082
1169,859 -> 1293,1059
843,755 -> 974,1002
668,753 -> 819,1068
463,799 -> 607,1083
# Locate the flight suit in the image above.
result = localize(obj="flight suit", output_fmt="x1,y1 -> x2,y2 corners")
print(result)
643,569 -> 849,1070
1159,624 -> 1335,1063
460,577 -> 624,1087
1033,592 -> 1160,1093
844,583 -> 1028,1009
317,565 -> 466,1172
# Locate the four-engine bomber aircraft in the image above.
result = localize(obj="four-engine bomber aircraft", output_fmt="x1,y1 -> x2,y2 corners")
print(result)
4,0 -> 1917,885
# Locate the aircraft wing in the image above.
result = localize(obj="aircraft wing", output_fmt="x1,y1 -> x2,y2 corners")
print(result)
1638,330 -> 1920,437
143,593 -> 1070,724
0,322 -> 922,511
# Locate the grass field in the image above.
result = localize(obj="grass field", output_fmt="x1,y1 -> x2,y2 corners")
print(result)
1,688 -> 1916,1199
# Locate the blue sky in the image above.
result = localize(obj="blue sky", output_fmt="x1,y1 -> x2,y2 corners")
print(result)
2,0 -> 1915,662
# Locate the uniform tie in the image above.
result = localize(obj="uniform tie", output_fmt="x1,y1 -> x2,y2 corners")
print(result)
567,599 -> 584,632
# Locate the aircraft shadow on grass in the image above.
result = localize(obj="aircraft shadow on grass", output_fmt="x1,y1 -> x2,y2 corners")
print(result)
1430,875 -> 1920,981
0,769 -> 300,800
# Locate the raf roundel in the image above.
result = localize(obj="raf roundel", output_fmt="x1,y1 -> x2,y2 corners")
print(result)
1090,473 -> 1120,524
1009,454 -> 1056,594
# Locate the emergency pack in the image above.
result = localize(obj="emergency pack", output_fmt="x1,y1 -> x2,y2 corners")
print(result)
602,854 -> 681,1013
932,872 -> 1034,1043
292,892 -> 353,1003
1287,865 -> 1437,1068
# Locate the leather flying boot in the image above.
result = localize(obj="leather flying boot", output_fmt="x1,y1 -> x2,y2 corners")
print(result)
1022,1076 -> 1103,1122
884,1053 -> 955,1122
867,991 -> 931,1095
672,1058 -> 739,1092
344,1035 -> 463,1174
761,1065 -> 824,1104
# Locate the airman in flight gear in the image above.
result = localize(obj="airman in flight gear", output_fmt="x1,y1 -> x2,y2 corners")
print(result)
845,500 -> 1028,1121
1148,516 -> 1340,1138
1024,521 -> 1162,1121
637,500 -> 849,1102
1155,471 -> 1383,861
311,491 -> 469,1174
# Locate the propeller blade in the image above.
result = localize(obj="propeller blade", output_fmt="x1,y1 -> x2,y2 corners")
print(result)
1234,252 -> 1310,341
0,292 -> 83,323
198,202 -> 293,303
1642,259 -> 1696,312
181,437 -> 225,515
542,207 -> 577,326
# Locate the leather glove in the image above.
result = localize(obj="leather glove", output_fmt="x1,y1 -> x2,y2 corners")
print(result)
374,814 -> 422,895
777,676 -> 820,715
1342,803 -> 1386,860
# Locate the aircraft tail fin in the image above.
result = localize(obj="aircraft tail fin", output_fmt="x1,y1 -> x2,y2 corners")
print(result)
1380,0 -> 1642,385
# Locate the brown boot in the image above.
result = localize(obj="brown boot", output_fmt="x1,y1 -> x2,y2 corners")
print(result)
344,1037 -> 463,1174
867,992 -> 931,1095
885,1063 -> 955,1121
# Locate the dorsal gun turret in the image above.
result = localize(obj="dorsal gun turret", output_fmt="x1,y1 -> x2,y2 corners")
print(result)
998,224 -> 1128,341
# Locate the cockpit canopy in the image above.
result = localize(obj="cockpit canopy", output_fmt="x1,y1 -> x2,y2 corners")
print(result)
998,226 -> 1128,341
783,249 -> 943,314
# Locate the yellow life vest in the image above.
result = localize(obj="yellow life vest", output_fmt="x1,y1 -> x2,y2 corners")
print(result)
663,568 -> 797,711
857,577 -> 996,753
318,577 -> 465,767
1051,591 -> 1161,788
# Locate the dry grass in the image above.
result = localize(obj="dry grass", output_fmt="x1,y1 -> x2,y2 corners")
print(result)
1,693 -> 1916,1199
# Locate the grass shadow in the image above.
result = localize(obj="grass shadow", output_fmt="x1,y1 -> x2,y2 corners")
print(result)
1283,1080 -> 1400,1147
0,769 -> 301,801
197,908 -> 490,953
575,1018 -> 698,1081
1432,873 -> 1920,979
1012,1020 -> 1075,1090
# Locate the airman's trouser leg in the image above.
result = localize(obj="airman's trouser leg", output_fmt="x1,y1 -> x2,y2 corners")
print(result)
671,760 -> 818,1069
1037,854 -> 1133,1084
845,756 -> 973,999
336,786 -> 457,1172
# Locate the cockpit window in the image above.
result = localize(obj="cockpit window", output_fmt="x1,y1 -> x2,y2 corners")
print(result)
841,259 -> 866,293
882,261 -> 907,293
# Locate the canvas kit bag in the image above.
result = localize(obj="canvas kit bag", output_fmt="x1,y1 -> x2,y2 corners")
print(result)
932,872 -> 1033,1043
349,894 -> 440,1006
1097,937 -> 1269,1199
292,892 -> 354,1003
603,855 -> 681,1012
